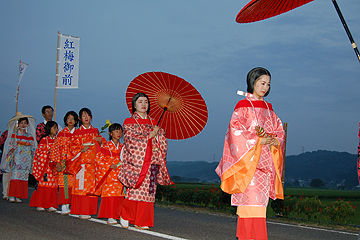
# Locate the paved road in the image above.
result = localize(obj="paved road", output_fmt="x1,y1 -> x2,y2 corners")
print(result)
0,187 -> 359,239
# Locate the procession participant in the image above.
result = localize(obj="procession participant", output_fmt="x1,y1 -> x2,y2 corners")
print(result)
35,105 -> 54,143
30,121 -> 59,211
49,111 -> 78,215
68,108 -> 106,220
216,67 -> 285,240
118,93 -> 173,230
95,123 -> 125,225
0,129 -> 9,200
0,113 -> 36,202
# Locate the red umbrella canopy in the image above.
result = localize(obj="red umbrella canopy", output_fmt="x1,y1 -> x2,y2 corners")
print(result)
125,72 -> 208,140
236,0 -> 314,23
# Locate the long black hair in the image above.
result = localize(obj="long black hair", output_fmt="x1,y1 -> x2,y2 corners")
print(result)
246,67 -> 271,97
131,93 -> 150,114
41,121 -> 58,141
78,108 -> 92,126
108,123 -> 123,140
63,111 -> 79,128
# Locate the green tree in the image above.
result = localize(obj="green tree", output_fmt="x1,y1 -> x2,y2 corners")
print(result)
310,178 -> 325,188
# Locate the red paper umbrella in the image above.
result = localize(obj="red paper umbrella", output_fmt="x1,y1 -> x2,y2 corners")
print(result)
125,72 -> 208,140
236,0 -> 314,23
236,0 -> 360,63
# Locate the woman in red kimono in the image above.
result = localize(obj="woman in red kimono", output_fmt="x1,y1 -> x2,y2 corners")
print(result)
95,123 -> 124,225
49,111 -> 78,215
68,108 -> 106,220
118,93 -> 173,230
216,67 -> 285,240
30,121 -> 59,211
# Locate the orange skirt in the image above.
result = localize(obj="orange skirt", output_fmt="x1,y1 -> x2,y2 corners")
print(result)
237,217 -> 267,240
29,186 -> 58,209
58,187 -> 72,205
117,199 -> 154,227
98,196 -> 124,219
70,194 -> 98,215
8,180 -> 28,199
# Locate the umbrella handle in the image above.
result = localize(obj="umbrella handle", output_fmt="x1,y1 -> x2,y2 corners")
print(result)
331,0 -> 360,63
157,107 -> 167,126
157,97 -> 172,126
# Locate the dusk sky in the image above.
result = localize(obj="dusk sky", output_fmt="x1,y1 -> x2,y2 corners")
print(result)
1,0 -> 360,163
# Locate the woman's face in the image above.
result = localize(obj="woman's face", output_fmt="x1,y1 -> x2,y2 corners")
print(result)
253,75 -> 270,100
50,125 -> 58,136
81,112 -> 92,125
18,120 -> 28,129
135,97 -> 149,115
66,114 -> 76,128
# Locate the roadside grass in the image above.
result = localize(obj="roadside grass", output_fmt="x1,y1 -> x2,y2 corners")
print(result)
159,183 -> 360,231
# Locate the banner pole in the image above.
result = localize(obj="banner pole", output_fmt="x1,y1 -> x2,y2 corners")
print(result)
54,31 -> 60,121
15,60 -> 21,115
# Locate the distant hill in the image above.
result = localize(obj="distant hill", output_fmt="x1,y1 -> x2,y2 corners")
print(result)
285,150 -> 358,187
166,161 -> 220,182
167,150 -> 359,188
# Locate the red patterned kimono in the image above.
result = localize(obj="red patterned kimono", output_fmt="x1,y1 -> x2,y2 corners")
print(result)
117,113 -> 173,227
216,93 -> 285,240
49,127 -> 75,205
68,125 -> 106,215
30,136 -> 58,209
95,141 -> 124,219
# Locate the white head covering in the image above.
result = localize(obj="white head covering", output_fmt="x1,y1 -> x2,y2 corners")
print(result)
0,112 -> 37,171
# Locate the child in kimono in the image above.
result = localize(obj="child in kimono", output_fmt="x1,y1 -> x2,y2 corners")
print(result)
68,108 -> 106,220
0,114 -> 36,203
50,111 -> 78,215
96,123 -> 125,225
30,121 -> 59,211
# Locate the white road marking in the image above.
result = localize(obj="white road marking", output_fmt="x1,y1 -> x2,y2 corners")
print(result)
55,211 -> 189,240
268,221 -> 359,236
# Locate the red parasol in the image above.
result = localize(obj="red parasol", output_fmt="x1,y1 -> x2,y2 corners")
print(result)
236,0 -> 360,63
125,71 -> 208,140
236,0 -> 314,23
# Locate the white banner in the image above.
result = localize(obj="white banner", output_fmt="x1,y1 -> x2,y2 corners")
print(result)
17,62 -> 28,86
57,34 -> 80,89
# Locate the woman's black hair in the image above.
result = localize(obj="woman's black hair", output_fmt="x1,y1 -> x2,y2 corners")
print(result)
78,108 -> 92,126
246,67 -> 271,97
43,121 -> 58,139
63,111 -> 79,127
18,117 -> 29,125
108,123 -> 123,140
131,93 -> 150,114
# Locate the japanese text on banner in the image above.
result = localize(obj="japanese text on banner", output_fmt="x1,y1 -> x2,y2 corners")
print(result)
57,34 -> 80,89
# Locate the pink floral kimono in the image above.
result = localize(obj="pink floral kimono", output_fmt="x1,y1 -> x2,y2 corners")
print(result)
216,93 -> 285,240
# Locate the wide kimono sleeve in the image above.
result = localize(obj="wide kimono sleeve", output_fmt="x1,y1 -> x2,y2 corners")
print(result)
154,128 -> 173,187
215,106 -> 264,194
32,138 -> 50,181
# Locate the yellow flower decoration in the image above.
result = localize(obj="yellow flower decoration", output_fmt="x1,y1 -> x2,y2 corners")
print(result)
99,119 -> 112,134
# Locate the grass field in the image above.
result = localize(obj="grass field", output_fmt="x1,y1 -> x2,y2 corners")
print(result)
168,183 -> 360,228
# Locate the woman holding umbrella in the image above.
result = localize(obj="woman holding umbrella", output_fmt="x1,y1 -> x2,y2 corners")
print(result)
216,67 -> 285,240
0,112 -> 36,203
117,92 -> 173,230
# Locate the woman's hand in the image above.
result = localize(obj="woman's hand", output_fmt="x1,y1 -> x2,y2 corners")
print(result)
56,162 -> 62,172
270,137 -> 279,147
260,136 -> 273,145
80,146 -> 89,152
110,164 -> 117,169
149,126 -> 159,139
260,136 -> 279,147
